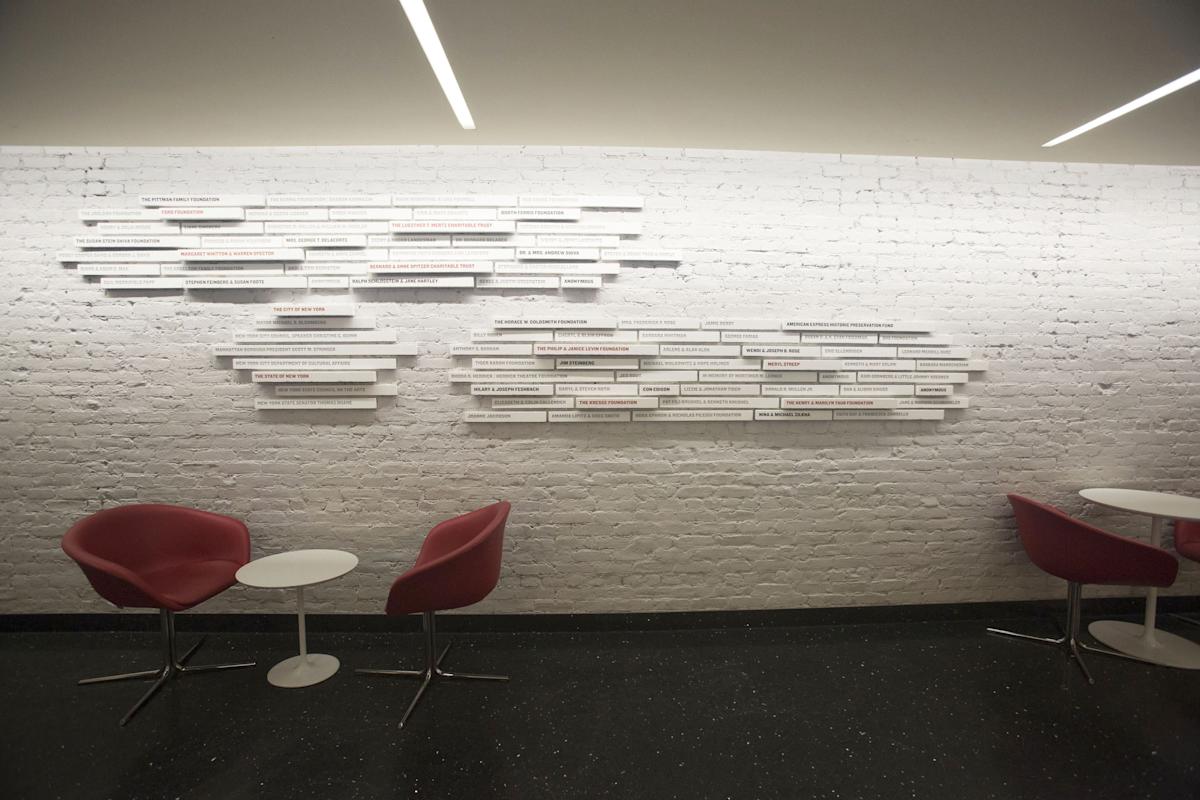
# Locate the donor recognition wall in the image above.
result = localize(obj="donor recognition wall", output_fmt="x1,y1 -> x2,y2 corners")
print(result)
57,193 -> 680,293
212,303 -> 417,411
454,316 -> 984,423
53,191 -> 988,423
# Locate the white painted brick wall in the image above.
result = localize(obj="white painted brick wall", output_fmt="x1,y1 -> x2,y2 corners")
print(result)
1,145 -> 1198,615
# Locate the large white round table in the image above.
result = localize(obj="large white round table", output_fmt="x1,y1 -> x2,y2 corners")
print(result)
236,549 -> 359,688
1080,488 -> 1200,669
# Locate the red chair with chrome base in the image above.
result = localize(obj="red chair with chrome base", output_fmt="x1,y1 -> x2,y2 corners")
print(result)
1171,520 -> 1200,627
987,494 -> 1179,684
358,501 -> 511,728
62,504 -> 256,726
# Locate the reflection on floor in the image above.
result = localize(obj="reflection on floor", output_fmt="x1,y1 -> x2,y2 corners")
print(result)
2,614 -> 1199,799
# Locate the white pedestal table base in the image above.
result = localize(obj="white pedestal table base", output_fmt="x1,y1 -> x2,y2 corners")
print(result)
267,653 -> 341,687
1087,621 -> 1200,670
269,584 -> 341,688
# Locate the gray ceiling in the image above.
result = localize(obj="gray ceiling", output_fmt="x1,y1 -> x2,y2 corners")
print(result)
1,0 -> 1198,164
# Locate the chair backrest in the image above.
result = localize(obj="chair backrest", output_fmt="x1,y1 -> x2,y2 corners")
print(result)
1174,520 -> 1200,562
1007,494 -> 1177,587
387,501 -> 510,615
62,504 -> 251,608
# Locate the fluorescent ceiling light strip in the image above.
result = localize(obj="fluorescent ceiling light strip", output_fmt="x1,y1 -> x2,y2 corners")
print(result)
1043,65 -> 1200,147
399,0 -> 475,130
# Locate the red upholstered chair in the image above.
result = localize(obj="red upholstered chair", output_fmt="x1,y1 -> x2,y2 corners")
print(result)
987,494 -> 1178,683
1171,520 -> 1200,627
1173,519 -> 1200,563
358,501 -> 510,728
62,504 -> 256,725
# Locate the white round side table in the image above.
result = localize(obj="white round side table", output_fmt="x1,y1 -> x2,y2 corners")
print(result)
1080,488 -> 1200,669
236,549 -> 359,688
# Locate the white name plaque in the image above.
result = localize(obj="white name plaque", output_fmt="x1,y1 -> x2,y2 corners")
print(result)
245,209 -> 330,221
533,343 -> 658,356
391,220 -> 516,234
234,331 -> 398,343
413,208 -> 498,220
475,276 -> 563,289
451,344 -> 534,356
94,222 -> 181,233
268,194 -> 391,207
265,222 -> 387,234
463,411 -> 547,423
721,332 -> 802,344
519,195 -> 643,208
492,397 -> 575,409
833,409 -> 945,421
275,384 -> 399,396
659,397 -> 779,409
251,370 -> 375,383
140,194 -> 265,207
472,358 -> 556,370
560,276 -> 603,289
329,208 -> 415,221
75,235 -> 200,249
754,410 -> 833,421
272,303 -> 356,316
348,276 -> 475,288
393,194 -> 518,207
255,398 -> 378,410
781,397 -> 900,409
497,208 -> 582,221
632,410 -> 753,422
740,345 -> 822,357
213,344 -> 415,357
554,384 -> 638,396
494,262 -> 618,275
367,261 -> 493,274
547,410 -> 633,423
494,317 -> 616,329
470,384 -> 555,396
184,276 -> 308,289
618,318 -> 699,330
515,248 -> 599,261
783,320 -> 937,332
682,384 -> 764,396
234,358 -> 396,370
100,277 -> 184,290
639,384 -> 681,396
638,330 -> 721,343
157,208 -> 246,220
77,263 -> 163,276
60,250 -> 178,263
79,208 -> 162,221
181,249 -> 305,262
575,397 -> 660,410
602,249 -> 682,262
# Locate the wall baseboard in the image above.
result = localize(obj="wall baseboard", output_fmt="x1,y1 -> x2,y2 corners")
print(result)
4,596 -> 1199,634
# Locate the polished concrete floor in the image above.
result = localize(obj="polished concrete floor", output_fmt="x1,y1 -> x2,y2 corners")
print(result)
3,614 -> 1200,800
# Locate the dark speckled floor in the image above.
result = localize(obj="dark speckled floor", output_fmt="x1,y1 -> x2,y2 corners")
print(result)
3,615 -> 1200,799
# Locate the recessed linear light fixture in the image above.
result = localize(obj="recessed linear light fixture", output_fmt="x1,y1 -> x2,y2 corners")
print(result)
1043,65 -> 1200,147
399,0 -> 475,130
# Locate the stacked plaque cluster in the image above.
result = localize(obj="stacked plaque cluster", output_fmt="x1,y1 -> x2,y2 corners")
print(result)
57,193 -> 680,293
452,316 -> 986,423
213,303 -> 417,411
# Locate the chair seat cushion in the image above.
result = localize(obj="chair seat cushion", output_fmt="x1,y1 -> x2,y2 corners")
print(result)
1177,540 -> 1200,563
142,559 -> 242,610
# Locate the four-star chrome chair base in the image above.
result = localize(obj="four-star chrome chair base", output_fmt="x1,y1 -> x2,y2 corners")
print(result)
986,581 -> 1159,684
78,609 -> 255,726
357,611 -> 508,728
